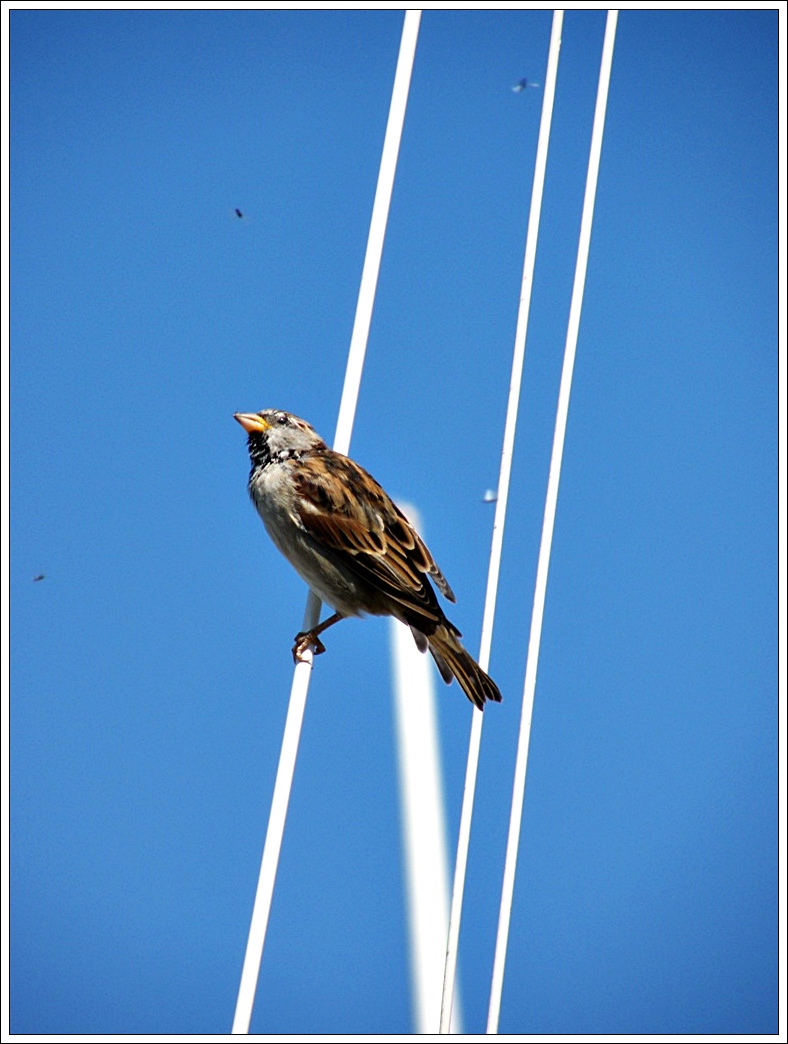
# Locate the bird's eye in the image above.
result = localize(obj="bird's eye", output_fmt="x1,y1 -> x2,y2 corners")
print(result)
277,413 -> 288,425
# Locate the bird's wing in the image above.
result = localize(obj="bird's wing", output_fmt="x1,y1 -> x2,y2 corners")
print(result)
290,450 -> 456,611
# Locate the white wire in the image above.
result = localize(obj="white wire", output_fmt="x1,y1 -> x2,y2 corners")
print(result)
485,11 -> 618,1033
231,12 -> 421,1033
231,593 -> 319,1035
439,10 -> 564,1034
334,13 -> 421,454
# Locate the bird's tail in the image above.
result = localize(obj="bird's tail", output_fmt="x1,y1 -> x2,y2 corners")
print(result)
427,623 -> 502,711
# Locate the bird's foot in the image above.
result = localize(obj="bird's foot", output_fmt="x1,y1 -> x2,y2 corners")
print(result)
292,630 -> 327,662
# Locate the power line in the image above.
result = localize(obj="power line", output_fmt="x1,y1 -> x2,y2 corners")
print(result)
440,9 -> 565,1034
231,12 -> 422,1033
486,11 -> 619,1033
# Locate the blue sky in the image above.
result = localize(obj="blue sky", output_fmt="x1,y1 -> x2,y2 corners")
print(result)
9,7 -> 779,1035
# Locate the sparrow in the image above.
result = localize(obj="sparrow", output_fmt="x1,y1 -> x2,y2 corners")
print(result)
234,409 -> 502,710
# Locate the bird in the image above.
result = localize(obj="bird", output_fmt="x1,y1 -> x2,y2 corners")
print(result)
235,208 -> 244,218
32,574 -> 45,582
511,78 -> 540,92
234,409 -> 502,710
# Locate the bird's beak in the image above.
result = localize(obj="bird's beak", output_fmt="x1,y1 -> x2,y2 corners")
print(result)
234,412 -> 270,433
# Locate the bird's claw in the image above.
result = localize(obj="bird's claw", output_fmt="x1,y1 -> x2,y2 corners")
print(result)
292,631 -> 326,662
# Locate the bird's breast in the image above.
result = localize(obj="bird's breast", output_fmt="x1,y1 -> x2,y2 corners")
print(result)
248,462 -> 383,617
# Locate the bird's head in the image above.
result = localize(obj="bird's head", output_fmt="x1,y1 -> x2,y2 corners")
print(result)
234,409 -> 327,468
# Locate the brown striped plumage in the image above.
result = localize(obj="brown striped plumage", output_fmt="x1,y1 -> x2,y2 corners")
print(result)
234,409 -> 501,710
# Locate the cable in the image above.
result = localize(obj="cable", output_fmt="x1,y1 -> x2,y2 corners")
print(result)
231,12 -> 422,1033
439,10 -> 564,1033
485,11 -> 618,1033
